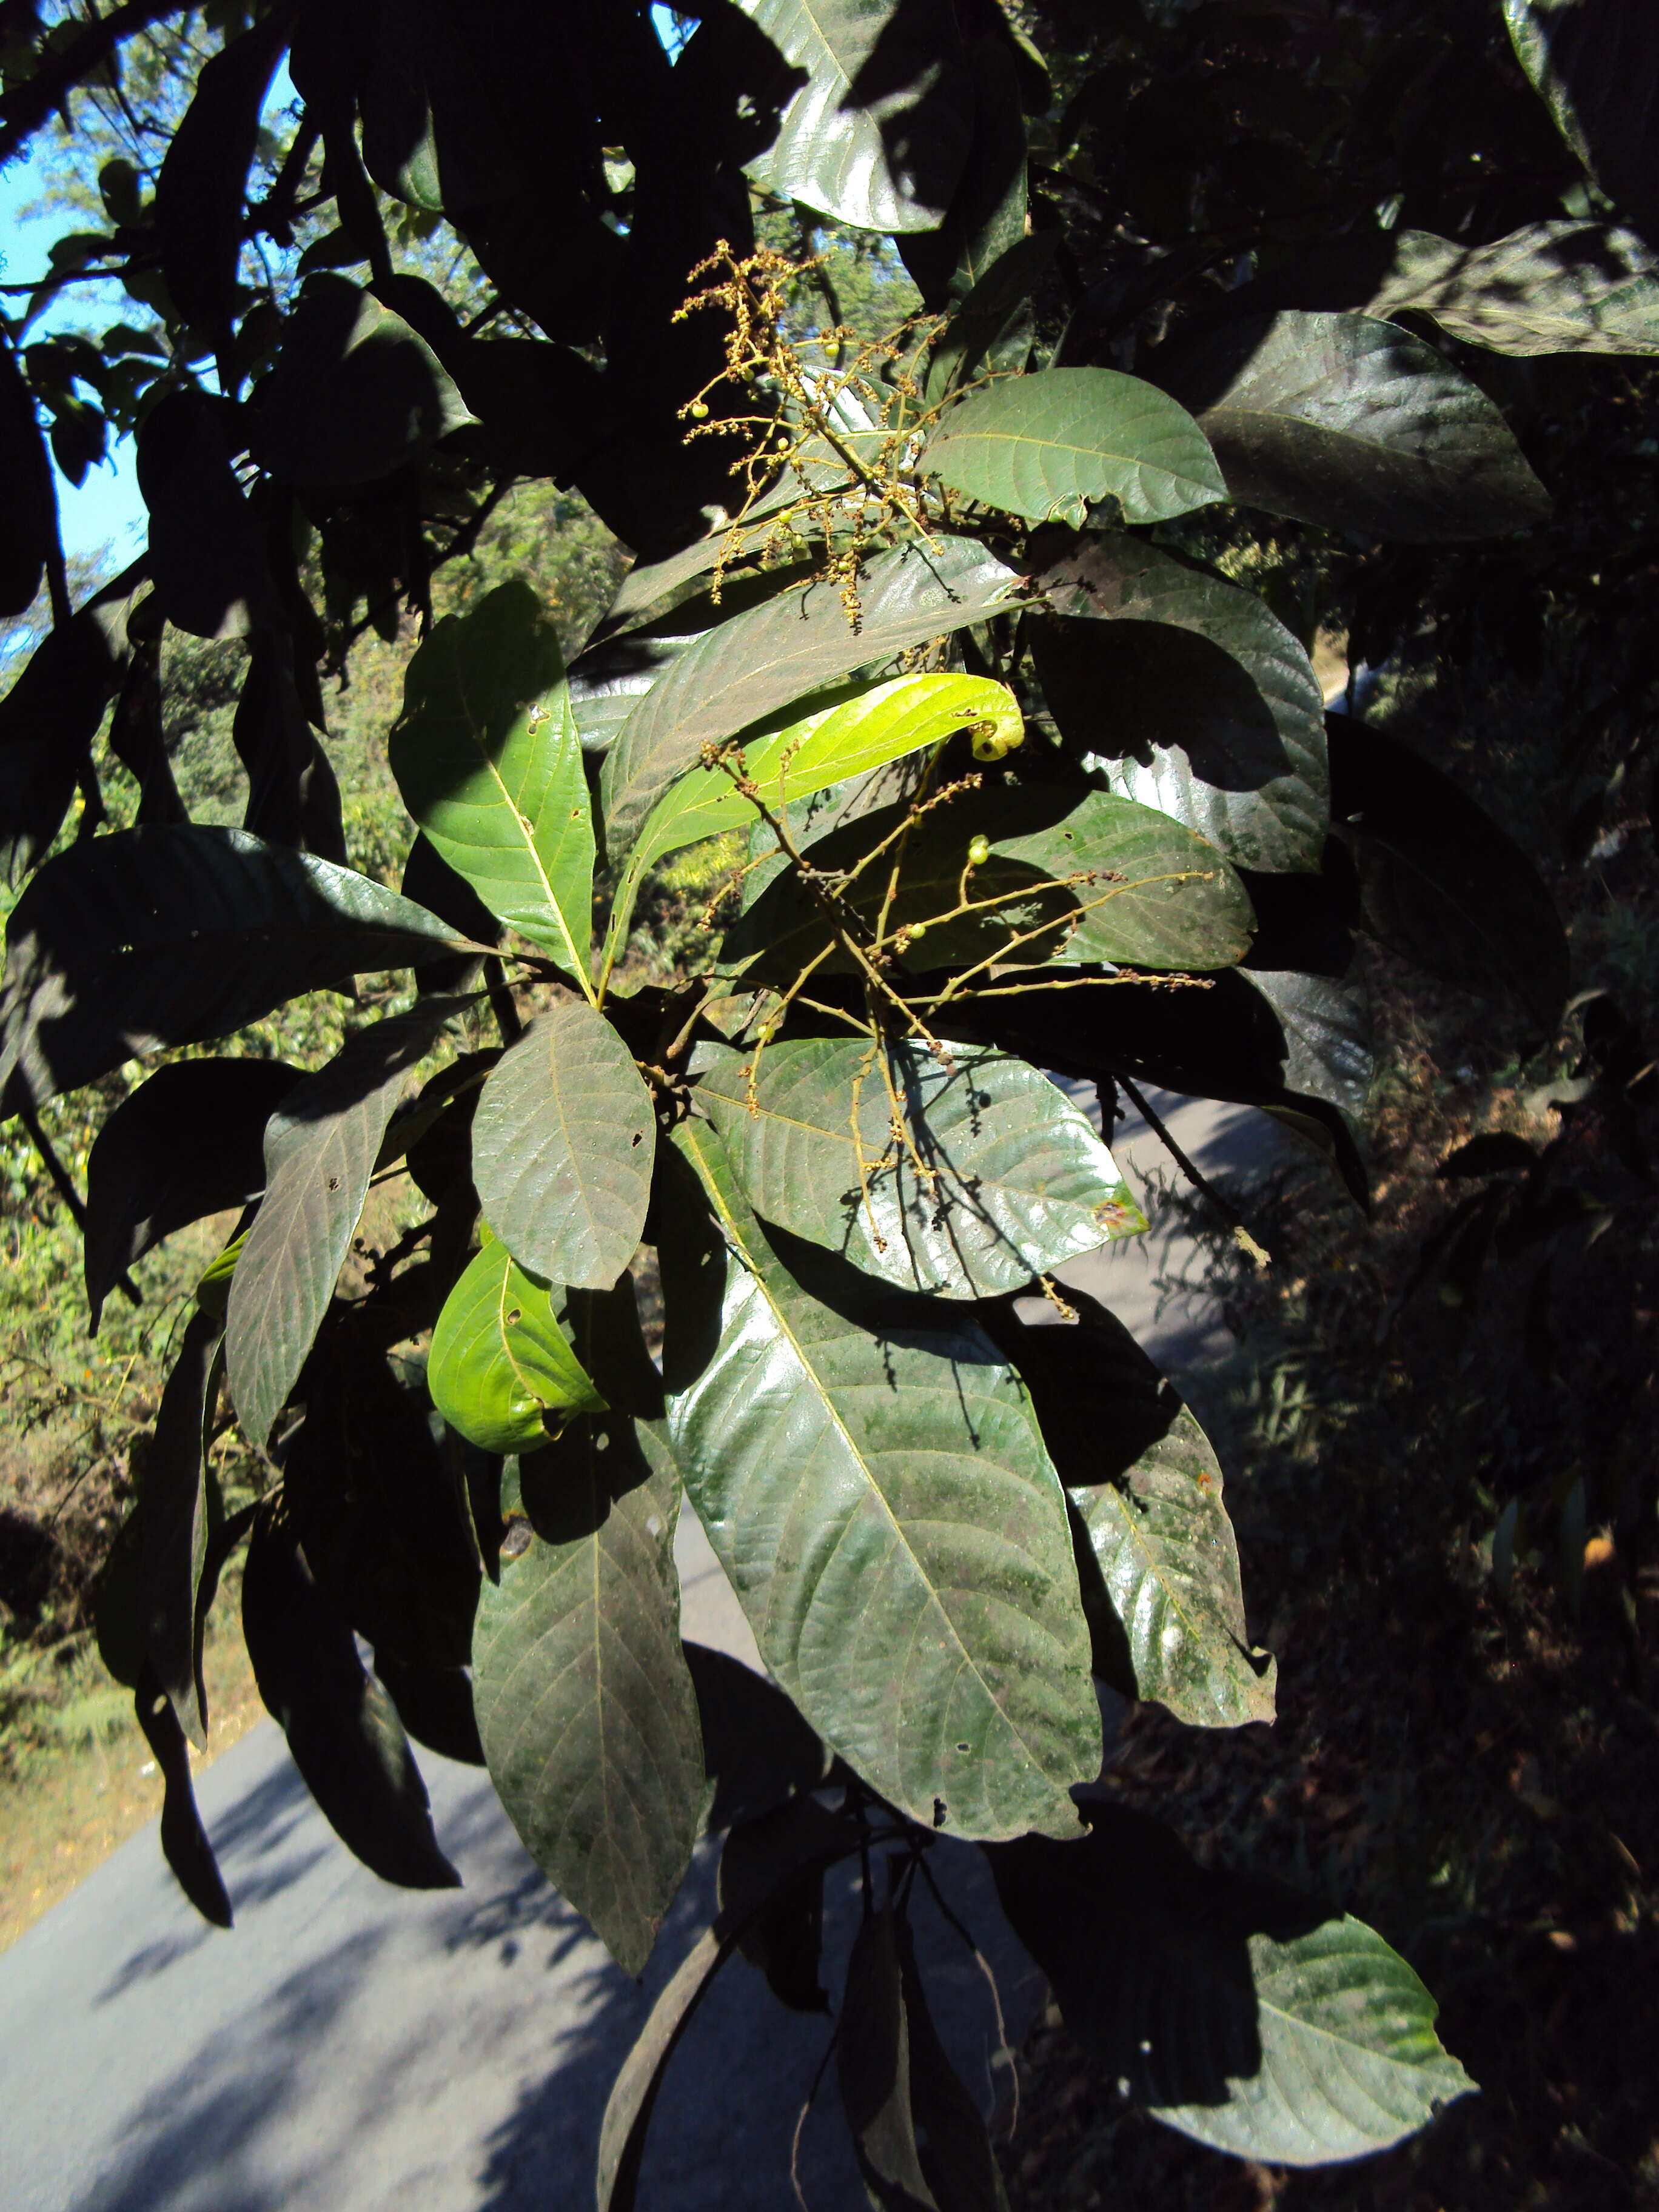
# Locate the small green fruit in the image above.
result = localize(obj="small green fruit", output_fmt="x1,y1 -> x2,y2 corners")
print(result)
967,834 -> 991,866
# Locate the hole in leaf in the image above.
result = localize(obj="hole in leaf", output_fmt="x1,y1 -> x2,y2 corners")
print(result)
504,1307 -> 521,1325
500,1516 -> 533,1563
326,1175 -> 341,1191
931,1798 -> 947,1829
631,1130 -> 644,1147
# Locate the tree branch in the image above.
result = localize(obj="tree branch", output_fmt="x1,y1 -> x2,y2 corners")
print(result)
0,0 -> 198,166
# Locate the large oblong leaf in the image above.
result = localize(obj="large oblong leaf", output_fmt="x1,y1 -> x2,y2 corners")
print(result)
428,1234 -> 608,1453
919,367 -> 1225,529
471,999 -> 655,1291
1031,529 -> 1329,874
992,1809 -> 1474,2167
695,1037 -> 1144,1299
471,1422 -> 703,1979
227,997 -> 463,1447
738,0 -> 973,233
600,538 -> 1025,858
389,581 -> 594,985
1164,311 -> 1550,541
659,1119 -> 1098,1839
986,1288 -> 1275,1729
138,1310 -> 224,1751
0,826 -> 465,1116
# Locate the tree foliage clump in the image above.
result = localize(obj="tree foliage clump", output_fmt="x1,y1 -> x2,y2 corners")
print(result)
2,0 -> 1657,2196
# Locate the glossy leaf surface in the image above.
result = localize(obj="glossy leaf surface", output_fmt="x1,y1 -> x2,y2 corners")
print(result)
1505,0 -> 1659,244
429,1235 -> 608,1453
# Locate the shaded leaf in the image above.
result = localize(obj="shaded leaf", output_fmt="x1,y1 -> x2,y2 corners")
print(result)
659,1119 -> 1097,1838
991,1807 -> 1474,2165
923,233 -> 1058,404
719,1801 -> 829,2014
390,581 -> 594,982
1439,1132 -> 1538,1180
0,826 -> 465,1116
920,367 -> 1225,529
1031,528 -> 1329,874
601,538 -> 1025,857
0,341 -> 53,617
1328,716 -> 1569,1031
374,1655 -> 485,1767
471,1423 -> 703,1977
230,631 -> 346,860
683,1641 -> 833,1832
840,1904 -> 936,2209
985,1287 -> 1276,1728
135,1663 -> 233,1930
1505,0 -> 1659,246
1163,312 -> 1550,541
900,23 -> 1030,312
471,999 -> 655,1291
428,1233 -> 608,1453
739,0 -> 972,233
695,1036 -> 1144,1299
84,1057 -> 302,1330
138,1310 -> 224,1750
243,1501 -> 460,1888
227,997 -> 464,1447
895,1912 -> 1011,2212
138,392 -> 271,642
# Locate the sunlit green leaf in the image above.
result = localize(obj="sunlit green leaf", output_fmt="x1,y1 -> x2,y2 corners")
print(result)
428,1233 -> 608,1454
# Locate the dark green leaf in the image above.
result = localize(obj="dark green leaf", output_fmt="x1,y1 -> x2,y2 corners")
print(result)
153,5 -> 291,329
0,826 -> 465,1116
991,1808 -> 1474,2164
226,997 -> 464,1447
471,1000 -> 655,1291
0,342 -> 53,617
600,538 -> 1025,858
242,1501 -> 460,1889
95,1508 -> 144,1691
739,0 -> 972,233
389,581 -> 594,982
920,367 -> 1225,529
230,631 -> 346,859
894,1912 -> 1011,2212
923,234 -> 1058,405
373,1656 -> 484,1767
84,1057 -> 301,1330
900,17 -> 1030,312
985,1288 -> 1276,1728
1505,0 -> 1659,245
695,1037 -> 1144,1299
719,1801 -> 829,2014
471,1423 -> 703,1977
135,1663 -> 233,1929
427,1233 -> 608,1453
1163,312 -> 1550,541
1329,716 -> 1569,1030
660,1119 -> 1097,1838
252,275 -> 477,488
1439,1132 -> 1538,1180
839,1904 -> 937,2210
1031,529 -> 1329,873
683,1641 -> 833,1832
138,1310 -> 224,1750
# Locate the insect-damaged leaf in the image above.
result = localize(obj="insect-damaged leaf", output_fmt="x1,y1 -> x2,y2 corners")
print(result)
227,996 -> 466,1447
659,1119 -> 1097,1839
991,1807 -> 1474,2165
135,1663 -> 233,1930
471,1000 -> 655,1292
390,581 -> 594,984
428,1234 -> 608,1454
242,1501 -> 459,1890
737,0 -> 973,234
84,1057 -> 303,1329
920,366 -> 1225,529
471,1424 -> 703,1978
600,538 -> 1026,857
138,1310 -> 224,1750
1160,311 -> 1550,541
695,1037 -> 1144,1301
1031,528 -> 1330,875
0,827 -> 466,1116
985,1287 -> 1276,1728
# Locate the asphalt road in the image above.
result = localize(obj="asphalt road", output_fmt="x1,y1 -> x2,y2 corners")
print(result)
0,1084 -> 1285,2212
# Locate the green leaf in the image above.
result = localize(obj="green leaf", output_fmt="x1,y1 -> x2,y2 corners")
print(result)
138,1311 -> 224,1751
137,392 -> 272,640
1329,717 -> 1569,1031
428,1234 -> 608,1453
1165,311 -> 1550,541
986,1288 -> 1276,1728
738,0 -> 973,233
389,581 -> 595,988
1505,1 -> 1659,243
1031,529 -> 1329,874
226,997 -> 463,1448
0,826 -> 466,1117
600,538 -> 1025,858
84,1058 -> 303,1330
252,275 -> 478,488
920,367 -> 1225,528
719,1801 -> 831,2014
923,233 -> 1058,406
471,1425 -> 703,1978
724,782 -> 1255,979
603,672 -> 1022,977
471,1000 -> 656,1292
242,1501 -> 460,1891
991,1808 -> 1475,2165
152,6 -> 290,328
135,1663 -> 233,1929
695,1037 -> 1144,1300
660,1119 -> 1098,1838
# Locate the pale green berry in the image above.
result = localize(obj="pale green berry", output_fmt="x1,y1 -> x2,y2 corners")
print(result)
967,834 -> 991,866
